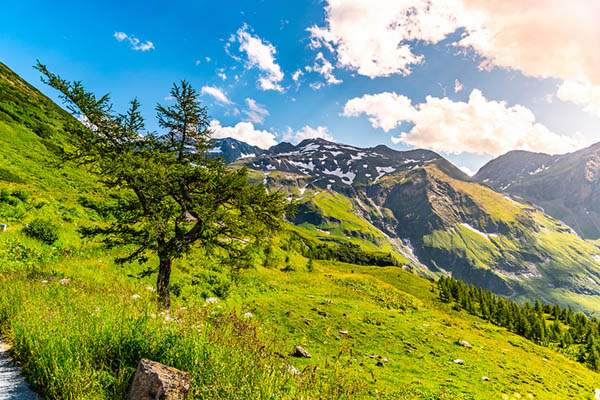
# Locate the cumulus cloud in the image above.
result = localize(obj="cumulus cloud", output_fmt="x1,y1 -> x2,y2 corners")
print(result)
305,52 -> 342,87
344,89 -> 588,156
309,0 -> 600,86
113,31 -> 154,51
556,81 -> 600,117
210,120 -> 277,149
201,86 -> 233,105
284,125 -> 333,143
233,24 -> 284,92
243,98 -> 269,124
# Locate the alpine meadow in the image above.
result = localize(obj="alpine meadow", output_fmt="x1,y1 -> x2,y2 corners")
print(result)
1,1 -> 600,399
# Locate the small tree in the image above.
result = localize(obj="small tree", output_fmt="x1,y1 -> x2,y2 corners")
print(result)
36,62 -> 288,311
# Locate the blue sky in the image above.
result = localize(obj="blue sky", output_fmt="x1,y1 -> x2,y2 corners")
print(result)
2,0 -> 599,173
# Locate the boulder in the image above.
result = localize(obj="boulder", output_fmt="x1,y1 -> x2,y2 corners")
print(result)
453,359 -> 464,365
128,359 -> 190,400
457,340 -> 472,349
291,346 -> 312,358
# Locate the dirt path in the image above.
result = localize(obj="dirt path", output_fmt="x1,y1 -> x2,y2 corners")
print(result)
0,341 -> 40,400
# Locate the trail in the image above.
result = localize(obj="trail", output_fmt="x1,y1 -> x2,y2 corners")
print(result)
0,341 -> 40,399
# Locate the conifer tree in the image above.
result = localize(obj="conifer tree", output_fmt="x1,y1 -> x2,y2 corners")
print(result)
36,62 -> 288,311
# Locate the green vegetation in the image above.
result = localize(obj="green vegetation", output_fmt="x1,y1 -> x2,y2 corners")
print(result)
23,218 -> 59,244
36,63 -> 287,311
2,60 -> 600,399
439,275 -> 600,372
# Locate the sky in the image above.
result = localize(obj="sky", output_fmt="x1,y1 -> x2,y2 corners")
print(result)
1,0 -> 599,174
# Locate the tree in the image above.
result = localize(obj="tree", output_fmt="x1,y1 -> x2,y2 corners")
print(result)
36,62 -> 288,311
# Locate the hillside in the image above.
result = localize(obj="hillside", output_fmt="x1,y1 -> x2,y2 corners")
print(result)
475,143 -> 600,240
1,61 -> 600,399
236,138 -> 600,315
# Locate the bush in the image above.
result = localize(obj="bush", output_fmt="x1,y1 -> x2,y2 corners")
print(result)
11,189 -> 30,203
23,218 -> 59,245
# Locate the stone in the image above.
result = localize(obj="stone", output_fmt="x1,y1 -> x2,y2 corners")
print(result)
453,359 -> 464,365
482,376 -> 490,381
291,345 -> 312,358
205,297 -> 219,304
286,365 -> 301,375
338,330 -> 348,335
0,224 -> 6,232
127,359 -> 190,400
242,312 -> 253,319
458,340 -> 472,349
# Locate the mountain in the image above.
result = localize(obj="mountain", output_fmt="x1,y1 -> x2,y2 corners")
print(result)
208,137 -> 265,163
237,138 -> 600,314
475,143 -> 600,239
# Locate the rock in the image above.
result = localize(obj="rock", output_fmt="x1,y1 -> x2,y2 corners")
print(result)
291,346 -> 312,358
59,278 -> 70,285
458,340 -> 472,349
0,224 -> 6,232
131,294 -> 141,300
595,388 -> 600,400
304,318 -> 313,324
338,330 -> 348,335
307,295 -> 314,298
242,312 -> 253,319
205,297 -> 219,304
481,376 -> 489,381
323,299 -> 333,304
127,359 -> 190,400
286,365 -> 301,375
376,361 -> 384,367
453,359 -> 464,365
145,286 -> 156,292
446,379 -> 453,382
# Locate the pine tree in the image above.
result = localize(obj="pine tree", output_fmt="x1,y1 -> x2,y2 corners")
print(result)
36,62 -> 288,311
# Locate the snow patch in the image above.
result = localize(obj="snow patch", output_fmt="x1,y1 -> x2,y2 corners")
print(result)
209,147 -> 222,153
459,223 -> 495,241
373,166 -> 396,183
239,153 -> 255,158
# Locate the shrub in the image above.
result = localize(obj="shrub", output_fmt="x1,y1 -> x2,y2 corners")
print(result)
23,218 -> 59,245
11,189 -> 30,203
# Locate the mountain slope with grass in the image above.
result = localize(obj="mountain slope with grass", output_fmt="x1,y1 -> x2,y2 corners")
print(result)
2,61 -> 600,399
238,139 -> 600,315
475,142 -> 600,240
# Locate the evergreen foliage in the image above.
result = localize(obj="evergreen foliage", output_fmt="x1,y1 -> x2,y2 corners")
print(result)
35,62 -> 288,311
438,275 -> 600,371
23,218 -> 59,245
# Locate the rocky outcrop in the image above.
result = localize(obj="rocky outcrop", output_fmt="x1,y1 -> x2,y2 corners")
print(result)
128,359 -> 190,400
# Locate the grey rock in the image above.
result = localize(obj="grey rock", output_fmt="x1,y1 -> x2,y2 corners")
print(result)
128,358 -> 190,400
292,346 -> 312,358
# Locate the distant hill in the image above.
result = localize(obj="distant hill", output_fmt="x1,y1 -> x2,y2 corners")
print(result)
475,142 -> 600,239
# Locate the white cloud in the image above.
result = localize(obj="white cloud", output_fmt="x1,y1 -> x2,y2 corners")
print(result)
243,98 -> 269,124
309,0 -> 600,86
234,24 -> 284,92
284,125 -> 333,143
113,31 -> 154,52
306,52 -> 342,87
454,79 -> 463,93
292,69 -> 304,82
556,81 -> 600,117
210,120 -> 277,149
201,86 -> 233,105
344,89 -> 589,156
458,166 -> 475,176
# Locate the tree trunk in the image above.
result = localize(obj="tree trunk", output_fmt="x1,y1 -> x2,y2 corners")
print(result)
157,253 -> 172,312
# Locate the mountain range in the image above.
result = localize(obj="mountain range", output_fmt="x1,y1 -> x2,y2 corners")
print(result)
208,136 -> 600,314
